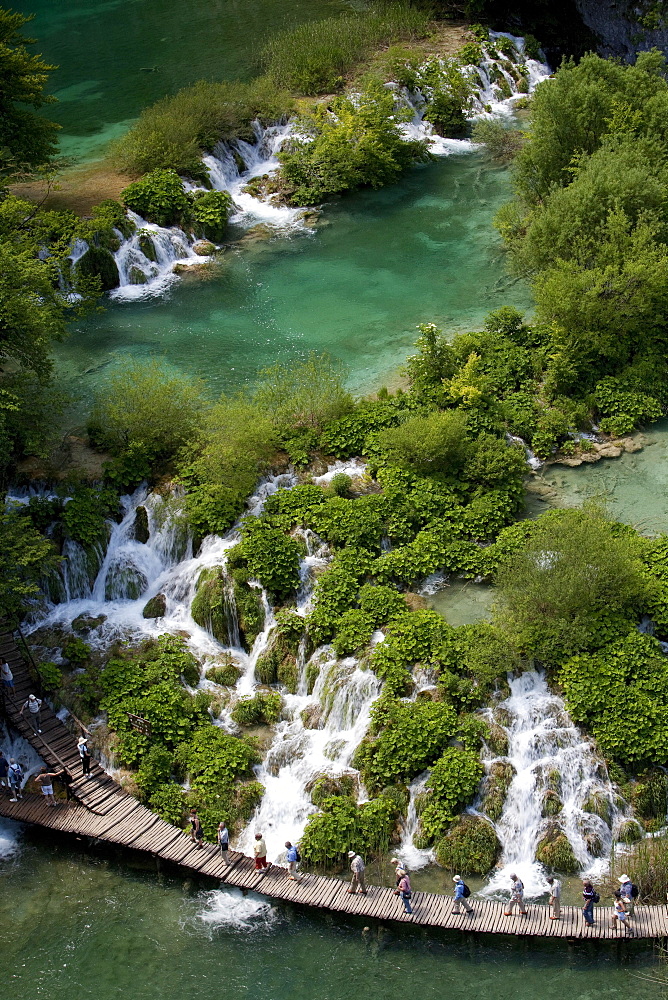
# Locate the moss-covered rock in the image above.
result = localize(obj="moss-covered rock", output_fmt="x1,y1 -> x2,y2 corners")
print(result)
535,828 -> 579,872
134,505 -> 150,543
585,832 -> 604,857
583,790 -> 612,826
105,565 -> 148,600
76,245 -> 120,291
481,761 -> 515,822
191,567 -> 231,646
71,613 -> 107,633
630,771 -> 668,820
142,593 -> 166,619
541,789 -> 563,817
617,819 -> 643,844
301,704 -> 324,729
255,625 -> 300,692
138,231 -> 158,262
307,772 -> 357,807
306,658 -> 321,694
435,815 -> 501,874
234,580 -> 264,650
129,266 -> 148,285
206,655 -> 241,686
485,722 -> 509,757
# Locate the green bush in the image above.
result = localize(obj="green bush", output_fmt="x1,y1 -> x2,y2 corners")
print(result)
332,609 -> 375,657
418,748 -> 484,841
377,410 -> 470,477
262,4 -> 429,94
435,814 -> 501,874
299,791 -> 399,865
37,660 -> 63,691
191,190 -> 234,242
240,520 -> 302,599
62,487 -> 120,548
121,169 -> 191,227
149,783 -> 187,825
231,691 -> 282,726
113,77 -> 294,178
135,745 -> 174,799
353,697 -> 458,792
278,85 -> 430,205
62,635 -> 92,666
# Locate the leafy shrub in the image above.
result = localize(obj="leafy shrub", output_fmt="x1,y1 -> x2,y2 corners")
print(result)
435,814 -> 501,873
121,169 -> 191,227
353,697 -> 458,792
62,635 -> 92,666
418,748 -> 484,841
37,660 -> 62,691
278,85 -> 430,205
330,473 -> 352,497
299,791 -> 399,865
358,582 -> 407,626
113,77 -> 294,177
62,487 -> 120,548
262,4 -> 429,94
149,783 -> 187,825
594,377 -> 662,436
332,609 -> 375,656
231,691 -> 282,726
254,352 -> 353,438
191,190 -> 234,242
240,520 -> 302,599
321,398 -> 404,458
135,745 -> 174,799
471,119 -> 524,160
377,410 -> 470,477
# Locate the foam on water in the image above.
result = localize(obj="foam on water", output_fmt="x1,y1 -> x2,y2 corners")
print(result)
196,887 -> 278,933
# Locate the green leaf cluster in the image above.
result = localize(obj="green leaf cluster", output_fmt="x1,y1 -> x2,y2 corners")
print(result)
419,748 -> 484,841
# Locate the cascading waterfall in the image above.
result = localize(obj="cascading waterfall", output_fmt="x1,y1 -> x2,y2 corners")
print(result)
478,672 -> 633,898
111,212 -> 204,302
398,772 -> 435,870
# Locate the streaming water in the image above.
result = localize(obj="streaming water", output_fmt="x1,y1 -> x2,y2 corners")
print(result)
478,673 -> 633,899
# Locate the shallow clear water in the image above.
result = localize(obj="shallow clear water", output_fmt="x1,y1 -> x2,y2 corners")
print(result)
542,420 -> 668,535
428,580 -> 494,627
58,154 -> 531,404
15,0 -> 351,159
2,828 -> 662,997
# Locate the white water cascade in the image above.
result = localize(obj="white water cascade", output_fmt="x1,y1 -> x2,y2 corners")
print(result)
478,672 -> 633,898
397,771 -> 435,870
111,212 -> 204,302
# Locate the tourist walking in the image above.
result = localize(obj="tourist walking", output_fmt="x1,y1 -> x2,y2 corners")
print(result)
217,821 -> 229,864
504,874 -> 527,916
347,851 -> 367,895
582,879 -> 597,926
285,841 -> 301,882
35,766 -> 63,807
612,890 -> 633,934
1,661 -> 14,695
396,870 -> 412,914
547,876 -> 561,919
0,751 -> 9,793
20,694 -> 43,733
254,832 -> 268,872
618,874 -> 636,916
452,875 -> 474,914
77,736 -> 92,777
8,759 -> 23,801
189,808 -> 204,849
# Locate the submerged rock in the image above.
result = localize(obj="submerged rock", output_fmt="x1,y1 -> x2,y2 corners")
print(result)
142,593 -> 166,619
192,240 -> 216,256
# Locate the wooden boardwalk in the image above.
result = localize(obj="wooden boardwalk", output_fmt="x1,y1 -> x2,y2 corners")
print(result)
2,624 -> 667,941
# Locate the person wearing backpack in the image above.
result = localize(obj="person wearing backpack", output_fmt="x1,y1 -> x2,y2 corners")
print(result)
396,871 -> 413,914
582,879 -> 598,926
7,758 -> 23,801
285,841 -> 302,883
618,874 -> 637,916
452,874 -> 474,914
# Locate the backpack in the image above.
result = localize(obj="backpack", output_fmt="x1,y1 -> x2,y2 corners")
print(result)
295,847 -> 301,863
462,883 -> 471,898
9,763 -> 22,782
592,891 -> 600,904
631,883 -> 639,899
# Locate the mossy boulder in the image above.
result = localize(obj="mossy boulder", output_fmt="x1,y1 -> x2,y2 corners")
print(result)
233,580 -> 264,650
535,828 -> 579,872
129,266 -> 148,285
142,593 -> 167,619
481,761 -> 515,822
617,819 -> 643,844
138,232 -> 158,262
206,655 -> 241,686
255,628 -> 299,692
76,245 -> 120,291
585,832 -> 604,857
306,658 -> 320,694
105,565 -> 148,600
583,790 -> 612,826
191,567 -> 232,646
301,704 -> 324,729
71,613 -> 107,634
541,790 -> 563,817
307,772 -> 357,807
134,505 -> 150,543
435,815 -> 501,875
485,722 -> 509,757
630,771 -> 668,820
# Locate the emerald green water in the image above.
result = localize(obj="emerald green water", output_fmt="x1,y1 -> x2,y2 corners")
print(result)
59,155 -> 531,406
2,830 -> 662,996
16,0 -> 350,160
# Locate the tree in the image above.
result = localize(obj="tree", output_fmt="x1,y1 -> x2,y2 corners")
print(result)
0,7 -> 59,177
493,505 -> 657,664
253,353 -> 353,435
0,509 -> 59,620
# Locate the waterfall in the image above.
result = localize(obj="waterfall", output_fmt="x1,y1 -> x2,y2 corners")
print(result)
111,213 -> 204,302
478,672 -> 631,898
397,772 -> 435,870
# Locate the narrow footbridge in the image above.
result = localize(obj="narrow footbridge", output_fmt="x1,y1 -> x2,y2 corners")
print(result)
1,625 -> 666,941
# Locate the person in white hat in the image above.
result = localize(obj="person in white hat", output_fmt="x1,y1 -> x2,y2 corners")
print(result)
77,736 -> 92,777
452,875 -> 474,914
618,875 -> 635,916
20,694 -> 43,733
347,851 -> 366,895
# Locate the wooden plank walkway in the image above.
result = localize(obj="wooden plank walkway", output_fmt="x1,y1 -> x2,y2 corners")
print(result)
2,623 -> 667,940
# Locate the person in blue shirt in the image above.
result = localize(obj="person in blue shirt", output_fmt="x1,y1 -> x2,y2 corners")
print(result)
452,875 -> 474,914
285,841 -> 302,882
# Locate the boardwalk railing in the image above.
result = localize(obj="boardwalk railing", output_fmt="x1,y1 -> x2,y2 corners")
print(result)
1,622 -> 667,940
